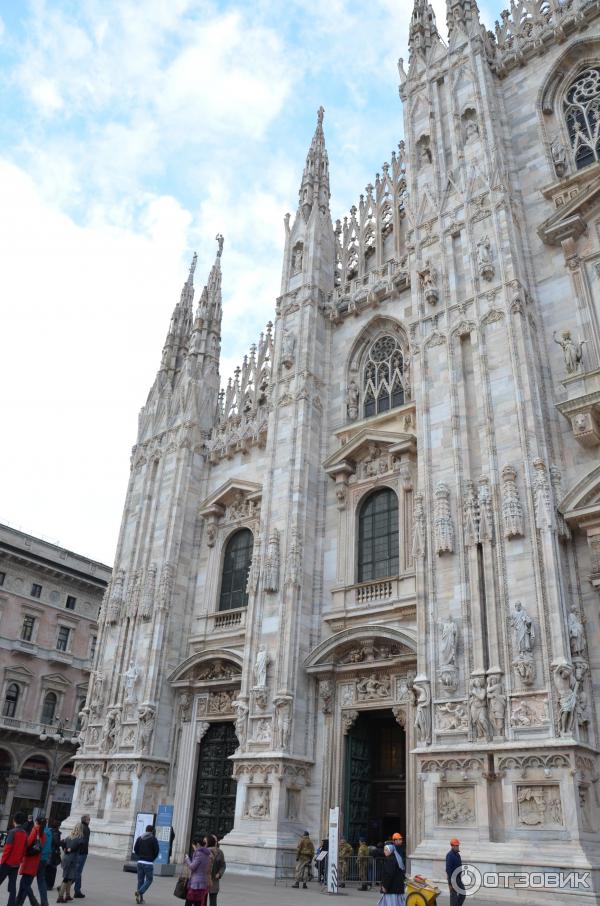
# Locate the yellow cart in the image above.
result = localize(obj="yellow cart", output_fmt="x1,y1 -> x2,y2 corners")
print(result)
405,874 -> 441,906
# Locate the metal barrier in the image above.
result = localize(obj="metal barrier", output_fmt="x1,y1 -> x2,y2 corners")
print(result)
275,854 -> 385,888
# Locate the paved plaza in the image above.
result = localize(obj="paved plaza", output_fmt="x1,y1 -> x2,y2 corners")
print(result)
60,855 -> 525,906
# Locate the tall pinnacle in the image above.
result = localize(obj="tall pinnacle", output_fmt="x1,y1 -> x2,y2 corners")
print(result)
408,0 -> 439,59
446,0 -> 481,35
298,106 -> 330,220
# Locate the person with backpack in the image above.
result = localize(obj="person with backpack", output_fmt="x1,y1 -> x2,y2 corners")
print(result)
36,819 -> 53,906
16,816 -> 47,906
133,825 -> 160,904
204,835 -> 225,906
44,825 -> 61,893
0,812 -> 28,906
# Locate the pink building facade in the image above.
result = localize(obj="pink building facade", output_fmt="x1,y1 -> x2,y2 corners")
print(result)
0,523 -> 110,827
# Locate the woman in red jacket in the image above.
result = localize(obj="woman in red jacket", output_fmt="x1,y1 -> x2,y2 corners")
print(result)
16,817 -> 46,906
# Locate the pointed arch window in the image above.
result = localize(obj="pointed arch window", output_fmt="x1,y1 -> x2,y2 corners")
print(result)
41,692 -> 57,725
219,529 -> 254,612
564,68 -> 600,171
357,488 -> 399,583
363,334 -> 405,419
2,683 -> 19,718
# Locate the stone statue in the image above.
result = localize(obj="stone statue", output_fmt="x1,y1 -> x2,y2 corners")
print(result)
255,718 -> 272,743
439,616 -> 458,666
476,236 -> 494,280
553,662 -> 577,736
419,142 -> 432,166
486,674 -> 506,735
101,709 -> 120,754
292,245 -> 303,274
254,646 -> 269,688
551,139 -> 567,177
264,530 -> 280,592
137,705 -> 155,754
469,677 -> 492,740
346,381 -> 359,421
510,602 -> 535,655
464,118 -> 479,143
77,709 -> 89,737
92,671 -> 104,713
281,332 -> 295,369
233,699 -> 249,750
553,329 -> 586,375
413,680 -> 431,745
124,661 -> 140,703
568,607 -> 586,657
275,698 -> 292,749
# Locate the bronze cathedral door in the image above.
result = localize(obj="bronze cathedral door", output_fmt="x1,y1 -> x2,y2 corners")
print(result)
191,722 -> 237,842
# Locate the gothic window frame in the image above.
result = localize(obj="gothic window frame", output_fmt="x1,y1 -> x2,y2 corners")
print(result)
40,691 -> 58,726
563,65 -> 600,172
362,333 -> 406,420
218,527 -> 254,613
356,486 -> 400,584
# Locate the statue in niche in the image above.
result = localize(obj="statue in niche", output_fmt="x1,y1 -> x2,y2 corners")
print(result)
346,381 -> 359,421
254,646 -> 269,689
412,681 -> 431,745
439,616 -> 458,666
469,677 -> 492,740
553,661 -> 577,736
418,140 -> 432,167
255,718 -> 272,743
124,661 -> 140,703
551,139 -> 567,177
476,236 -> 494,281
553,329 -> 586,375
486,674 -> 506,735
464,118 -> 479,143
137,705 -> 155,754
291,245 -> 303,275
281,332 -> 295,369
233,699 -> 249,750
274,698 -> 292,749
510,602 -> 535,656
568,607 -> 586,658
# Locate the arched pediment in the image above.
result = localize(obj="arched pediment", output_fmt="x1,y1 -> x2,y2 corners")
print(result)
304,625 -> 416,674
168,649 -> 243,687
561,463 -> 600,524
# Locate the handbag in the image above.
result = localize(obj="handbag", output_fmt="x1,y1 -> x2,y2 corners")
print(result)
173,876 -> 188,899
26,840 -> 42,856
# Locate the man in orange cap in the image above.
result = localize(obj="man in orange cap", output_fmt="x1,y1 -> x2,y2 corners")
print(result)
446,838 -> 465,906
391,833 -> 405,870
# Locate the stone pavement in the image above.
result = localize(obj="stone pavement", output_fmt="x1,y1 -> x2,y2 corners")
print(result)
63,855 -> 523,906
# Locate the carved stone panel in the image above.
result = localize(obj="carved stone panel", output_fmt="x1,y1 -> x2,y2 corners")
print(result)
243,785 -> 271,819
516,785 -> 563,828
435,701 -> 469,732
510,695 -> 550,728
437,786 -> 476,825
113,783 -> 132,810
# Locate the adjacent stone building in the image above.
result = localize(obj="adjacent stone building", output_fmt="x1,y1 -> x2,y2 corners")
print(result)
0,524 -> 110,827
76,0 -> 600,898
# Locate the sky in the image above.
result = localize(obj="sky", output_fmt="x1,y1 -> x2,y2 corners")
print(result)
0,0 -> 497,566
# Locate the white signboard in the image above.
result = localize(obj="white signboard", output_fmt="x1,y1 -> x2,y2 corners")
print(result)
133,812 -> 155,857
327,806 -> 339,894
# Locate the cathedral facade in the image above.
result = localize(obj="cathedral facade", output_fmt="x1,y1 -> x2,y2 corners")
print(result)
75,0 -> 600,899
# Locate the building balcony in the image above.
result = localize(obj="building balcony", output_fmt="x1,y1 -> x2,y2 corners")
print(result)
0,714 -> 45,737
189,607 -> 248,651
325,574 -> 416,627
556,367 -> 600,446
48,649 -> 73,666
12,639 -> 38,657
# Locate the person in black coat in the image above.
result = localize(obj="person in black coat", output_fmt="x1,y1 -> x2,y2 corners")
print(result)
380,842 -> 405,901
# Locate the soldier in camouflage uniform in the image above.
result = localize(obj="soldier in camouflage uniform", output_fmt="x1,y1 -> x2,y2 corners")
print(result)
357,838 -> 370,891
292,831 -> 315,889
338,837 -> 353,887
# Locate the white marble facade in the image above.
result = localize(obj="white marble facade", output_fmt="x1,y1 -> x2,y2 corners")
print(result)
72,2 -> 600,900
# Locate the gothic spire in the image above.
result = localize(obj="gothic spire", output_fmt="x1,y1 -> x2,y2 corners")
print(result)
446,0 -> 482,37
189,234 -> 224,366
159,252 -> 197,374
298,106 -> 330,220
408,0 -> 439,59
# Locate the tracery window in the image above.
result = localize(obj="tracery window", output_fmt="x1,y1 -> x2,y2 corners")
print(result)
2,683 -> 19,718
363,334 -> 405,418
218,529 -> 253,612
357,488 -> 399,583
564,67 -> 600,171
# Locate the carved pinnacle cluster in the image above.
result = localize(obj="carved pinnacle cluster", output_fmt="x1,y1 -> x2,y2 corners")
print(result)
298,106 -> 330,220
408,0 -> 439,59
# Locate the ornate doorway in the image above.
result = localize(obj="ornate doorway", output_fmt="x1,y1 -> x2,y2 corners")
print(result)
344,710 -> 406,843
191,723 -> 237,842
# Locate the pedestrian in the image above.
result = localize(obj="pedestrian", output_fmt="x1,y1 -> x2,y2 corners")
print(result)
357,837 -> 370,891
24,817 -> 34,835
45,825 -> 61,892
0,812 -> 28,906
183,834 -> 212,905
73,816 -> 90,899
315,839 -> 328,884
379,841 -> 405,906
204,834 -> 225,906
57,824 -> 85,903
291,831 -> 314,889
133,824 -> 159,904
446,838 -> 466,906
391,833 -> 405,870
36,818 -> 53,906
16,816 -> 47,906
337,838 -> 353,888
372,841 -> 385,885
